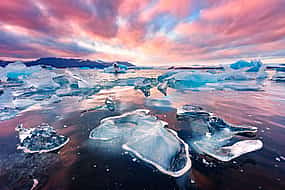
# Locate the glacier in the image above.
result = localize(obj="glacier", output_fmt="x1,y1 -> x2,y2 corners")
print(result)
177,105 -> 263,162
89,109 -> 191,177
16,123 -> 69,153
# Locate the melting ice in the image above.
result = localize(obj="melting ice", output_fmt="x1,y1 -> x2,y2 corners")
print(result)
177,105 -> 263,162
157,60 -> 267,92
0,60 -> 271,121
89,109 -> 191,177
16,123 -> 69,153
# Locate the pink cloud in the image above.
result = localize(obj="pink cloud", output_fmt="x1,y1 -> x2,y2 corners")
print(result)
140,0 -> 193,22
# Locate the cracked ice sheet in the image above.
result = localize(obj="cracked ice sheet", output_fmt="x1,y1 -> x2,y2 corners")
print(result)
177,105 -> 263,162
89,109 -> 191,177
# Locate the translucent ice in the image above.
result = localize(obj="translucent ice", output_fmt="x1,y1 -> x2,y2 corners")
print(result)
89,109 -> 191,177
104,63 -> 128,73
16,123 -> 69,153
134,78 -> 158,97
104,97 -> 116,111
158,60 -> 267,91
157,81 -> 168,96
1,61 -> 41,81
177,105 -> 263,161
272,71 -> 285,82
193,139 -> 263,162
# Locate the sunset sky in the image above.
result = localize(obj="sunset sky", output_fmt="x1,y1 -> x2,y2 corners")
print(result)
0,0 -> 285,66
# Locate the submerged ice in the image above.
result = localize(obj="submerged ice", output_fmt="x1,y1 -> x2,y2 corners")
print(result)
16,123 -> 69,153
89,109 -> 191,177
177,105 -> 263,162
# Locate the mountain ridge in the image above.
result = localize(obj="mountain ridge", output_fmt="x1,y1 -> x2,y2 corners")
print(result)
0,57 -> 134,68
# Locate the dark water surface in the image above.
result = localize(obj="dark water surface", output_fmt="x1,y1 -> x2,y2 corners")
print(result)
0,70 -> 284,190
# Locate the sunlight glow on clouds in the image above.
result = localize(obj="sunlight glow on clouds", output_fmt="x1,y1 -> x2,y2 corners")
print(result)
0,0 -> 284,65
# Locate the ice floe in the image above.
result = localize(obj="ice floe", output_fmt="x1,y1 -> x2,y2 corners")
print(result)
89,109 -> 191,177
177,105 -> 263,161
16,123 -> 69,153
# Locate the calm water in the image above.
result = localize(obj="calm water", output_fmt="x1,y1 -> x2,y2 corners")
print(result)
0,69 -> 284,190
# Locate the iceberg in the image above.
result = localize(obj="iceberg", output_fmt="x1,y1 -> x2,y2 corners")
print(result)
177,105 -> 263,161
89,109 -> 191,177
158,60 -> 267,91
104,63 -> 128,74
0,61 -> 41,81
16,123 -> 69,153
272,71 -> 285,82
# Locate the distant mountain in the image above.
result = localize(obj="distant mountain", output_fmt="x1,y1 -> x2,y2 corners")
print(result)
0,57 -> 135,68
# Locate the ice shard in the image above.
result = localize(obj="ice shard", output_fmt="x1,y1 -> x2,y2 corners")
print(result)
16,123 -> 69,153
177,105 -> 263,161
89,109 -> 191,177
104,97 -> 116,111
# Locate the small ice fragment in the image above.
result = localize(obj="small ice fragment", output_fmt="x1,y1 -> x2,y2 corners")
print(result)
275,157 -> 281,162
16,123 -> 69,153
30,179 -> 39,190
105,97 -> 116,111
157,81 -> 168,96
89,109 -> 191,177
272,71 -> 285,82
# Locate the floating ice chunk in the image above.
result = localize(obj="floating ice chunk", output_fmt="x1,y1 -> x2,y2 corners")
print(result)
105,97 -> 116,111
0,89 -> 14,108
157,81 -> 168,96
145,99 -> 174,112
16,123 -> 69,153
177,105 -> 262,161
2,62 -> 41,81
194,139 -> 263,162
272,71 -> 285,82
104,63 -> 128,74
134,78 -> 158,97
25,70 -> 60,90
158,60 -> 267,92
0,108 -> 19,121
177,105 -> 210,119
89,109 -> 191,177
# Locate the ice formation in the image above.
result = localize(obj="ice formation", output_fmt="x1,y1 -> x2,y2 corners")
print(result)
104,97 -> 116,111
272,71 -> 285,82
158,60 -> 267,92
89,109 -> 191,177
104,63 -> 128,73
16,123 -> 69,153
0,60 -> 271,121
177,105 -> 263,161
